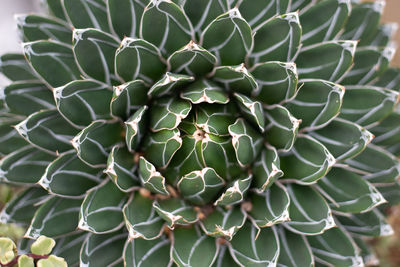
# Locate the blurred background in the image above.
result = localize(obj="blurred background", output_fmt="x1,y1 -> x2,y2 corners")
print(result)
0,0 -> 399,266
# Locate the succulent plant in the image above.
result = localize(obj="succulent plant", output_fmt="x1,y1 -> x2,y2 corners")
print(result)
0,0 -> 399,266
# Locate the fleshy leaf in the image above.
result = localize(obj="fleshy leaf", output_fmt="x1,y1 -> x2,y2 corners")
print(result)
375,183 -> 400,206
212,64 -> 257,96
39,151 -> 103,198
284,184 -> 335,235
353,237 -> 380,267
115,38 -> 166,84
290,0 -> 314,11
18,255 -> 34,267
238,0 -> 290,28
172,226 -> 219,267
125,106 -> 148,152
72,120 -> 123,167
370,112 -> 400,149
201,9 -> 252,65
180,79 -> 229,104
0,121 -> 27,156
0,53 -> 37,81
361,23 -> 398,47
72,28 -> 120,84
214,174 -> 252,206
153,198 -> 198,228
211,245 -> 239,267
252,146 -> 283,192
123,192 -> 165,240
147,72 -> 194,97
234,93 -> 265,132
37,255 -> 67,267
54,80 -> 113,127
373,68 -> 400,92
150,97 -> 191,132
31,236 -> 56,256
195,102 -> 237,136
280,136 -> 335,185
43,0 -> 67,21
139,157 -> 169,195
0,237 -> 16,265
26,197 -> 81,238
79,180 -> 128,234
178,167 -> 225,205
63,0 -> 109,32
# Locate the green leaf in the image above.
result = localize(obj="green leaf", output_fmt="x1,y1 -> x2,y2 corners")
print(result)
212,64 -> 257,96
80,231 -> 126,267
18,255 -> 34,267
276,226 -> 314,267
214,174 -> 252,206
43,0 -> 67,21
3,81 -> 54,116
143,129 -> 182,168
341,47 -> 394,85
0,237 -> 16,265
111,80 -> 148,120
72,120 -> 123,167
361,23 -> 398,47
147,72 -> 194,97
172,226 -> 219,267
307,227 -> 363,267
178,167 -> 225,205
23,41 -> 81,87
140,0 -> 193,55
79,180 -> 128,234
105,145 -> 140,192
199,206 -> 246,240
37,255 -> 67,267
280,136 -> 335,185
371,112 -> 400,150
26,197 -> 81,238
300,0 -> 351,46
249,183 -> 290,227
296,41 -> 356,82
337,209 -> 393,237
339,86 -> 399,127
125,106 -> 148,152
180,79 -> 229,104
16,14 -> 71,43
201,9 -> 252,65
195,103 -> 238,136
252,146 -> 283,192
153,198 -> 198,228
124,235 -> 171,267
63,0 -> 109,32
353,237 -> 379,267
54,80 -> 113,127
317,167 -> 386,213
0,146 -> 55,184
123,192 -> 165,240
139,157 -> 169,195
249,12 -> 301,64
48,231 -> 88,266
0,53 -> 37,81
0,187 -> 48,225
373,68 -> 400,92
234,93 -> 265,132
286,79 -> 345,130
238,0 -> 290,28
290,0 -> 314,11
284,184 -> 335,235
211,245 -> 239,267
72,29 -> 120,84
341,1 -> 384,43
228,118 -> 264,167
229,222 -> 279,266
31,236 -> 56,256
376,183 -> 400,206
309,118 -> 374,161
251,62 -> 298,105
264,105 -> 300,151
39,151 -> 103,198
108,0 -> 147,39
345,144 -> 400,184
115,38 -> 166,84
167,41 -> 217,76
150,97 -> 191,132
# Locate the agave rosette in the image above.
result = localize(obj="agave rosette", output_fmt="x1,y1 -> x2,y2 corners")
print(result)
0,0 -> 399,266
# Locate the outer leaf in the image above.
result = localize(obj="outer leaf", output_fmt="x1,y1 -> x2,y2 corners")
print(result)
286,79 -> 345,130
214,174 -> 252,206
317,167 -> 386,213
54,80 -> 113,127
229,222 -> 280,266
212,64 -> 257,96
252,146 -> 283,192
172,226 -> 219,267
79,180 -> 128,234
307,227 -> 364,267
251,62 -> 298,105
280,136 -> 335,185
296,41 -> 356,82
376,183 -> 400,206
238,0 -> 290,28
309,118 -> 374,161
39,151 -> 103,198
353,237 -> 379,267
140,0 -> 194,55
72,28 -> 120,84
0,146 -> 55,184
370,112 -> 400,149
234,93 -> 265,132
123,192 -> 165,240
361,23 -> 398,47
80,231 -> 126,267
249,12 -> 301,64
50,231 -> 88,267
180,79 -> 229,104
26,197 -> 81,238
139,157 -> 169,195
0,53 -> 37,81
0,121 -> 27,156
115,38 -> 166,84
249,183 -> 290,227
43,0 -> 67,21
201,9 -> 252,65
125,106 -> 148,152
339,86 -> 399,127
284,184 -> 335,235
153,198 -> 198,228
373,68 -> 400,92
23,41 -> 81,87
147,72 -> 194,97
63,0 -> 109,32
72,120 -> 123,167
124,235 -> 171,267
150,97 -> 191,132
